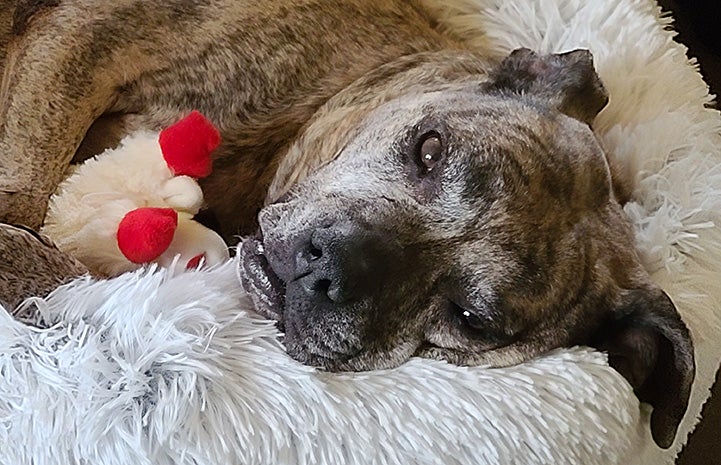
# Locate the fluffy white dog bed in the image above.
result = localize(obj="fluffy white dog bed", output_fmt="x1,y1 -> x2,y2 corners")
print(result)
2,0 -> 720,464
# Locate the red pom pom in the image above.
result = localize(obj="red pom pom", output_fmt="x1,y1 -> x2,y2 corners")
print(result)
117,208 -> 178,264
159,111 -> 220,178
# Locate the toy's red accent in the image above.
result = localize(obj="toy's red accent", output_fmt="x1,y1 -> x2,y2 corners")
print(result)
117,208 -> 178,264
159,110 -> 220,178
186,253 -> 206,270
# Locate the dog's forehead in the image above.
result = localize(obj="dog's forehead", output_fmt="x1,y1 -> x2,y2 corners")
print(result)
374,89 -> 531,125
356,89 -> 600,173
328,88 -> 612,218
287,87 -> 610,221
359,89 -> 566,151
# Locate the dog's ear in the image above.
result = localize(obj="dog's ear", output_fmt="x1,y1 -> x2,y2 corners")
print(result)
487,48 -> 609,125
590,287 -> 695,448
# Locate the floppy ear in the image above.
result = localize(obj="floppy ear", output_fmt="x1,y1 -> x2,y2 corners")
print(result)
590,288 -> 695,448
487,48 -> 609,125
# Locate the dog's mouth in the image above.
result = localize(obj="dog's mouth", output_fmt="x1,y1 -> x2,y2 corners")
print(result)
239,234 -> 286,324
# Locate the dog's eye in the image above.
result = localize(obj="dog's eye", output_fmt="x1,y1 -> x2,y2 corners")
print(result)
451,302 -> 499,342
460,308 -> 486,331
449,299 -> 517,345
450,301 -> 489,333
417,133 -> 443,172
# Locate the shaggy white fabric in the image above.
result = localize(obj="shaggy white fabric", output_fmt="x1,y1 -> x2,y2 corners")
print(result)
2,0 -> 720,464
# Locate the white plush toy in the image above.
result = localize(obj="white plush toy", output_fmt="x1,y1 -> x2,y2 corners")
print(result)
42,111 -> 230,277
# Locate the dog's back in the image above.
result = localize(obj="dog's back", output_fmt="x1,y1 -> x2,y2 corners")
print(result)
0,0 -> 467,234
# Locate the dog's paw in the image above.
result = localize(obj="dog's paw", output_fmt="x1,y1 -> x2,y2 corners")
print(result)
0,188 -> 47,230
0,223 -> 88,313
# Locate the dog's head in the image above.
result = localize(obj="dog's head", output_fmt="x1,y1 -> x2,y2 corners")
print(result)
240,49 -> 694,448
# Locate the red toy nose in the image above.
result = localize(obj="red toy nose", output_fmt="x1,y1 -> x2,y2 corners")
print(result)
117,207 -> 178,264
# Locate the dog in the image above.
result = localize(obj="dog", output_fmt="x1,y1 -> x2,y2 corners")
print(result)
0,0 -> 694,448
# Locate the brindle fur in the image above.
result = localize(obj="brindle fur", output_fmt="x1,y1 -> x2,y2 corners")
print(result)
0,0 -> 694,448
0,223 -> 87,312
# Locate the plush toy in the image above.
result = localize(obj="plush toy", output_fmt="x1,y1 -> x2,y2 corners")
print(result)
42,111 -> 230,277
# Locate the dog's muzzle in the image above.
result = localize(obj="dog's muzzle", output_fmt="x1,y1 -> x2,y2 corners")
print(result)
239,220 -> 401,333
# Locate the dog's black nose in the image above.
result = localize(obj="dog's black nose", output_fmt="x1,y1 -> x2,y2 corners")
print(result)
292,223 -> 391,304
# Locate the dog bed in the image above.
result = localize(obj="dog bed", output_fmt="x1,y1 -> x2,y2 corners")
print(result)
2,0 -> 720,463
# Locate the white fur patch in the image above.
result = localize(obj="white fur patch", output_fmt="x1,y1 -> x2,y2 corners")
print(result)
2,0 -> 720,464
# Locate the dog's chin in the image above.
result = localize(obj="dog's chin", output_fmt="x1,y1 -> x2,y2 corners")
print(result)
284,343 -> 353,371
239,236 -> 286,324
283,336 -> 388,372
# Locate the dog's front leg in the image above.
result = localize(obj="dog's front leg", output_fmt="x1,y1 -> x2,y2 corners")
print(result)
0,223 -> 87,315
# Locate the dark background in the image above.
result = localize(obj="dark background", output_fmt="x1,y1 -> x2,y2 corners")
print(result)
657,1 -> 720,464
660,0 -> 720,109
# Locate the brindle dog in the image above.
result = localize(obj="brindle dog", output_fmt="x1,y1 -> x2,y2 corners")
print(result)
0,0 -> 694,448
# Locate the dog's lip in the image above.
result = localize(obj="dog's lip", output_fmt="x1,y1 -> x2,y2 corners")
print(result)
239,235 -> 286,322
